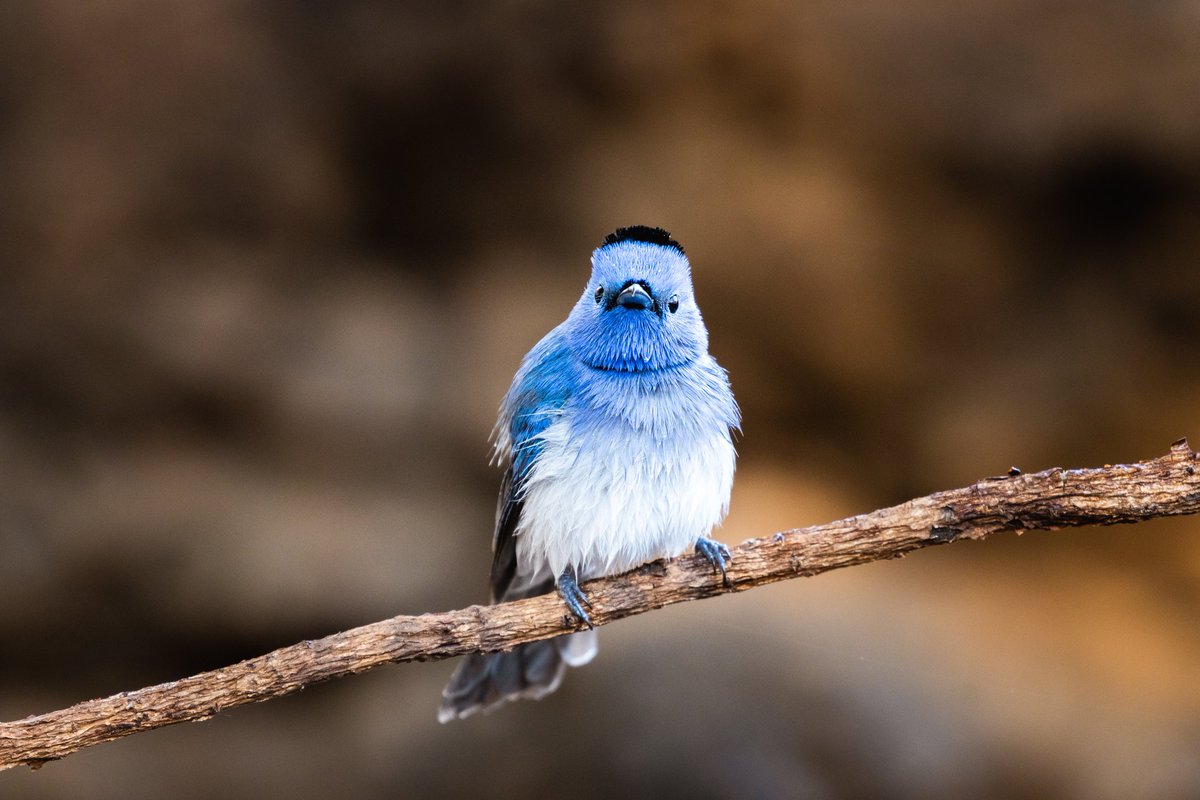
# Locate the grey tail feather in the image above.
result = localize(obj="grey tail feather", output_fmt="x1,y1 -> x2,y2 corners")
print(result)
437,630 -> 598,723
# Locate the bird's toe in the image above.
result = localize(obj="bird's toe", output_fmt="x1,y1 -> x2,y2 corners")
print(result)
695,536 -> 732,587
557,568 -> 594,629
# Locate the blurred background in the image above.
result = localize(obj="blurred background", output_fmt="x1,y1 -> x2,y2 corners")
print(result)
1,1 -> 1198,797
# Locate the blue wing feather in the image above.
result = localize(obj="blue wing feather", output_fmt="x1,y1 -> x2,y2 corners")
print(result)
489,326 -> 575,599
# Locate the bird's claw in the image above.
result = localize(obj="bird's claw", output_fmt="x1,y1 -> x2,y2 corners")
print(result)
557,568 -> 593,629
695,537 -> 732,587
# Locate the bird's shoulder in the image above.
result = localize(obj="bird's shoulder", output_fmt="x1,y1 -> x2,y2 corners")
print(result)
489,321 -> 578,470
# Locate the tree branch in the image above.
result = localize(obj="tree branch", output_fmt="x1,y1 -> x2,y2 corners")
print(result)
3,439 -> 1198,770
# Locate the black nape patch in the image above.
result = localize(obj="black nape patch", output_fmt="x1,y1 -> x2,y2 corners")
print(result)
601,226 -> 684,255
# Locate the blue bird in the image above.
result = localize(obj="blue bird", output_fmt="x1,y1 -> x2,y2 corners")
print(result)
438,226 -> 739,721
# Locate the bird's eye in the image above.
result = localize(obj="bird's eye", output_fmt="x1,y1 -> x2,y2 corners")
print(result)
594,286 -> 604,304
667,295 -> 680,313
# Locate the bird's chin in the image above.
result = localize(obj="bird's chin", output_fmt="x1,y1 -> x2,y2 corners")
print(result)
569,318 -> 698,373
582,353 -> 692,374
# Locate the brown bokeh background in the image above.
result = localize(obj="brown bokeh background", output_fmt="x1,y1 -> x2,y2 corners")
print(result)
2,2 -> 1199,798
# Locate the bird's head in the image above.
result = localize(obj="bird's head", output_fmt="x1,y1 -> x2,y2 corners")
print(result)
566,226 -> 709,372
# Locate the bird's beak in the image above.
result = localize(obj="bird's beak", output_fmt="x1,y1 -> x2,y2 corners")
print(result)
616,282 -> 654,311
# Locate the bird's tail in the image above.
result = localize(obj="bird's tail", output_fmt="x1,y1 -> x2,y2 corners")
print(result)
437,629 -> 597,722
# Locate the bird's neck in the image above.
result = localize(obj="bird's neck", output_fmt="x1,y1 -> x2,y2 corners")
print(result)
573,355 -> 726,438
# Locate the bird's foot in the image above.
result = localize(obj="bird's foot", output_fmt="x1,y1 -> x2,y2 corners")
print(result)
557,567 -> 593,629
695,536 -> 732,587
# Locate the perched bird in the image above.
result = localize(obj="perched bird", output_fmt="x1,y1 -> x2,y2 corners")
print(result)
438,226 -> 739,722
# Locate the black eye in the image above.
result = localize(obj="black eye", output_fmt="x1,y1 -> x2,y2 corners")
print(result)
667,295 -> 679,313
594,286 -> 604,304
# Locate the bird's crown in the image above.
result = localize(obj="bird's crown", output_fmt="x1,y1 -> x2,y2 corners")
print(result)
600,226 -> 685,255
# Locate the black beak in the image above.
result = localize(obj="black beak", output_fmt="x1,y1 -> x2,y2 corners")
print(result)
616,282 -> 654,311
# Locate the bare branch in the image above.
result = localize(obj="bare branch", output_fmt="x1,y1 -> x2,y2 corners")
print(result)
2,439 -> 1198,771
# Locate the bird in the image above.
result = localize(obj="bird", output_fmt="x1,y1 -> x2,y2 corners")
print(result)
438,225 -> 739,722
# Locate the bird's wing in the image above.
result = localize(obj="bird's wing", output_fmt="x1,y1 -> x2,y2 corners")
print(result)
489,329 -> 575,602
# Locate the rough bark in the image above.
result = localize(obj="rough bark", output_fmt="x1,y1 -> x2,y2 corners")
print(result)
2,439 -> 1198,771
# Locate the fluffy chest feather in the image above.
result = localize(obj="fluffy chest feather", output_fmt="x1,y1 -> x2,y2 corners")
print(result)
513,361 -> 737,582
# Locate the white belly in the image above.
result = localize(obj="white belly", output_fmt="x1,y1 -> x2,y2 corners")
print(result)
514,414 -> 736,583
